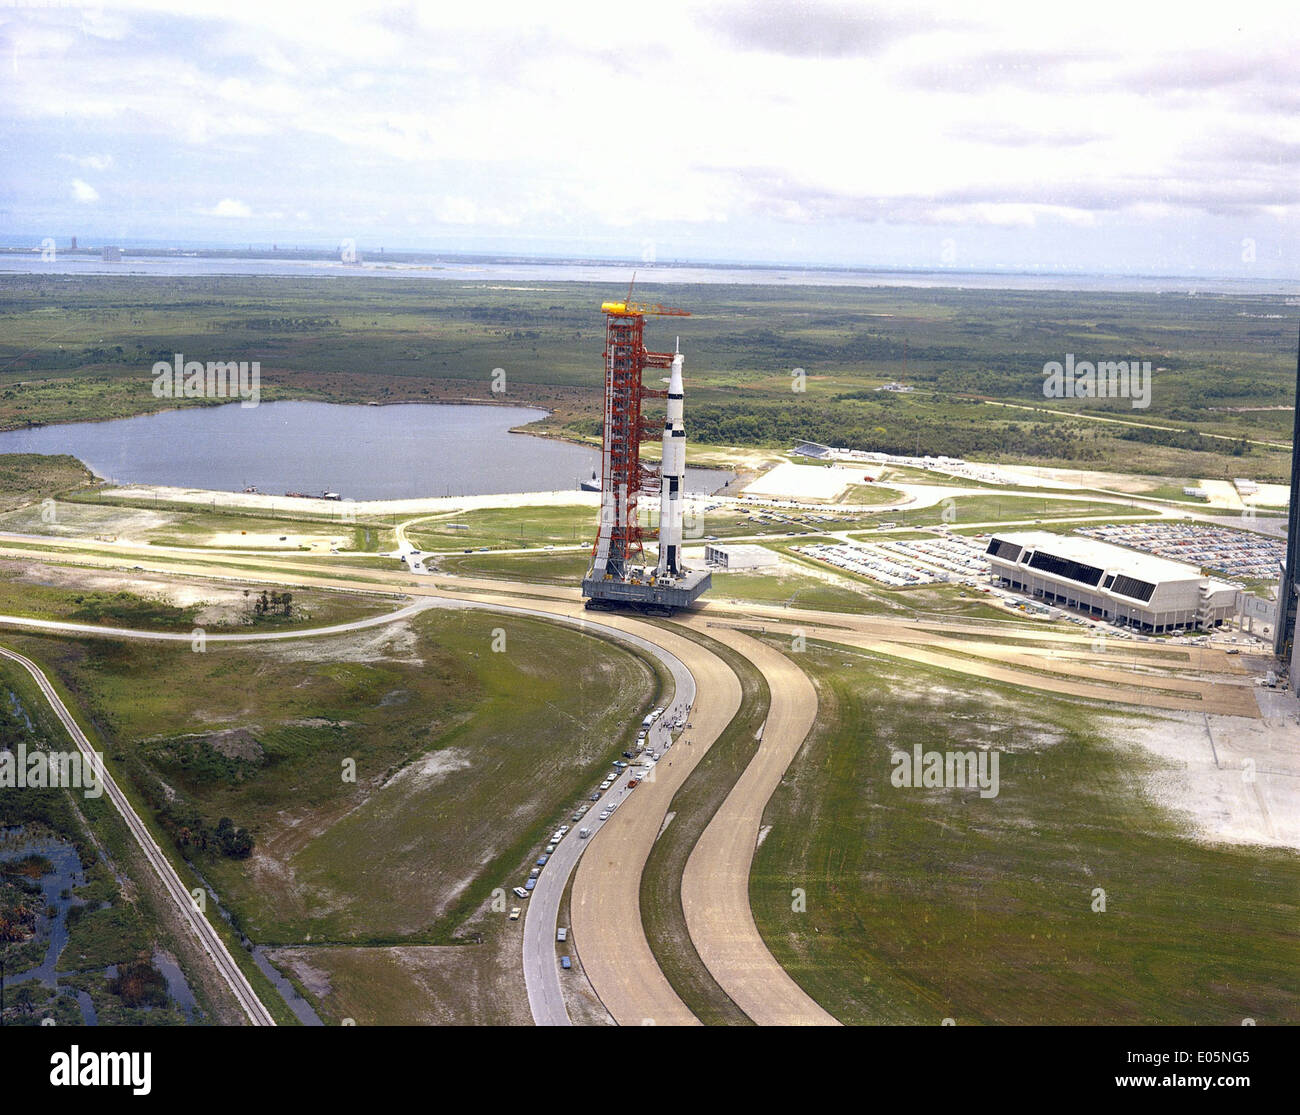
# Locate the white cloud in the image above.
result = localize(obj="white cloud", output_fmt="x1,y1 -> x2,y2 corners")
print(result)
8,1 -> 1300,269
61,153 -> 114,171
206,199 -> 253,218
71,179 -> 99,203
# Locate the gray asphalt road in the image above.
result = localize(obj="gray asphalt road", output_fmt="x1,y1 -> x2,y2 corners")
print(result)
0,643 -> 276,1025
519,623 -> 695,1027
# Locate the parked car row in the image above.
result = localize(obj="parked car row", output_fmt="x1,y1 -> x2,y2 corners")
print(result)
510,708 -> 680,925
1077,523 -> 1276,582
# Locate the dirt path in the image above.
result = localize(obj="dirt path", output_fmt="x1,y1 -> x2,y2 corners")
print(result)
569,621 -> 742,1026
677,624 -> 838,1026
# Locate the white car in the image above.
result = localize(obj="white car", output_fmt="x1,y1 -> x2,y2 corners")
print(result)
598,810 -> 610,821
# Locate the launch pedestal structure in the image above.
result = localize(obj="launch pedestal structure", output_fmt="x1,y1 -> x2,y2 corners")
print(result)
582,299 -> 711,613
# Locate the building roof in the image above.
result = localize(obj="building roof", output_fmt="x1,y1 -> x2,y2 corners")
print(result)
705,543 -> 777,561
989,531 -> 1206,584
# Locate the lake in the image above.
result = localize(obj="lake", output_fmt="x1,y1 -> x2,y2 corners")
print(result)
0,401 -> 734,501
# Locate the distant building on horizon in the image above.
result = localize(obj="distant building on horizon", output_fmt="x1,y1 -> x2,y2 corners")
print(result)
102,245 -> 122,262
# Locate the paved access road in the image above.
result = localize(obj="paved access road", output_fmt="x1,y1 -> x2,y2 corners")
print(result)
520,620 -> 694,1026
0,644 -> 276,1025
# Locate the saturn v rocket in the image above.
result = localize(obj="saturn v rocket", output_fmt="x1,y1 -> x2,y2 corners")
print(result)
655,348 -> 687,578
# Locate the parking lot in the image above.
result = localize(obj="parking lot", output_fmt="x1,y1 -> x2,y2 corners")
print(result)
1076,523 -> 1281,582
797,535 -> 991,587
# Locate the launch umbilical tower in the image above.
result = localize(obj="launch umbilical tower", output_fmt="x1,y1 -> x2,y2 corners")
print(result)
582,298 -> 711,612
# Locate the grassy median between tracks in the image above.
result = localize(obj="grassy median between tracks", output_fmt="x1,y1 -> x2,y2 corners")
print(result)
637,623 -> 770,1026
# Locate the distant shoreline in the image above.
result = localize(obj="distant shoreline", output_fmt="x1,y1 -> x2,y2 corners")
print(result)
1,249 -> 1295,295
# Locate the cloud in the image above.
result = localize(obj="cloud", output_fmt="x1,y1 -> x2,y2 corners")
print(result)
949,123 -> 1104,148
71,179 -> 99,203
696,1 -> 935,58
205,198 -> 253,218
904,48 -> 1097,92
7,2 -> 1300,272
60,153 -> 114,171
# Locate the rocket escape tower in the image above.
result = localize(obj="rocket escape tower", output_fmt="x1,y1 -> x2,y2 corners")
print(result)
582,297 -> 711,612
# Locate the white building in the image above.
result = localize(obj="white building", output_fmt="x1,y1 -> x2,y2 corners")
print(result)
704,543 -> 779,571
985,531 -> 1239,632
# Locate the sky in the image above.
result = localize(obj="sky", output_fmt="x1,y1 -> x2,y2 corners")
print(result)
2,0 -> 1299,276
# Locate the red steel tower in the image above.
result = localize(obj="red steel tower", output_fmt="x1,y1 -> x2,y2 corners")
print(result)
583,296 -> 712,612
587,300 -> 683,580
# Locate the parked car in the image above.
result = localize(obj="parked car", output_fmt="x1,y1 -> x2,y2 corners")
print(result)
524,878 -> 536,892
536,854 -> 549,866
589,792 -> 601,801
509,907 -> 521,921
512,887 -> 528,899
560,956 -> 572,970
557,927 -> 568,942
529,868 -> 540,879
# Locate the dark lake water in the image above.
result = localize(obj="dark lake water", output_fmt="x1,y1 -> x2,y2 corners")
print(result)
0,401 -> 733,501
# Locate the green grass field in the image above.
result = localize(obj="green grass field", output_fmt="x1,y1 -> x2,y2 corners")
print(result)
0,559 -> 398,631
749,638 -> 1300,1024
0,453 -> 98,512
18,606 -> 661,947
440,549 -> 590,583
839,483 -> 907,505
861,495 -> 1142,530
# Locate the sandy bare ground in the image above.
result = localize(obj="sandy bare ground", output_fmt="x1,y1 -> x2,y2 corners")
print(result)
678,624 -> 838,1026
98,483 -> 600,517
1105,708 -> 1300,852
704,618 -> 1260,718
993,464 -> 1181,494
